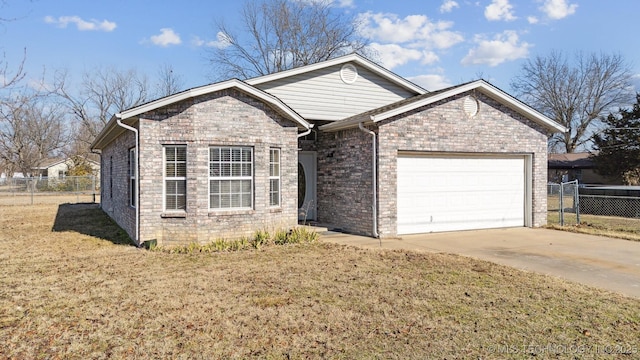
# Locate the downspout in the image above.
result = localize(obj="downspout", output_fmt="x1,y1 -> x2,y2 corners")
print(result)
90,149 -> 102,205
358,122 -> 379,242
115,116 -> 140,246
297,126 -> 313,138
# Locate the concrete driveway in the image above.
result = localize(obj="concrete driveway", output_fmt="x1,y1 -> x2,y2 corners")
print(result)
320,228 -> 640,298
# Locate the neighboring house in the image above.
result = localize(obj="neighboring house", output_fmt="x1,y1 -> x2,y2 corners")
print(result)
91,54 -> 566,246
547,152 -> 618,185
33,158 -> 100,179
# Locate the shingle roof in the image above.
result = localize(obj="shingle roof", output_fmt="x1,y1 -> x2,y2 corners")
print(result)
548,152 -> 596,169
319,79 -> 566,133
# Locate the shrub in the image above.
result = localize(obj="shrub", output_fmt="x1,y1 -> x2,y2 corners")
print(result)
153,226 -> 319,253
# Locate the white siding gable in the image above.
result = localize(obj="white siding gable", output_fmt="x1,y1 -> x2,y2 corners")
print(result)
255,63 -> 417,121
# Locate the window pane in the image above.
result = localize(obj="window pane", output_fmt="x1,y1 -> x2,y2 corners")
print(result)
210,163 -> 220,177
231,194 -> 241,208
166,163 -> 176,177
176,163 -> 186,177
176,194 -> 186,210
221,180 -> 230,193
176,147 -> 186,161
270,163 -> 279,177
242,193 -> 251,207
210,147 -> 219,161
241,180 -> 251,193
221,194 -> 231,208
210,180 -> 219,193
221,163 -> 231,177
270,179 -> 279,192
166,147 -> 176,161
221,148 -> 230,161
242,148 -> 252,162
210,194 -> 219,208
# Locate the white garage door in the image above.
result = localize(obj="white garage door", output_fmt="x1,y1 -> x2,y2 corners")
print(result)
397,154 -> 526,234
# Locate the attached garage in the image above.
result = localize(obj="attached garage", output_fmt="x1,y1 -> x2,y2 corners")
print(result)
397,153 -> 531,234
319,79 -> 567,238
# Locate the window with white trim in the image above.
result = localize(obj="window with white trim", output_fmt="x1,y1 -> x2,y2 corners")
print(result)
129,148 -> 136,208
269,148 -> 280,207
164,145 -> 186,211
209,146 -> 253,209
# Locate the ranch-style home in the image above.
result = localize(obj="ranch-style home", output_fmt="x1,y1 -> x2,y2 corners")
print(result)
91,54 -> 566,246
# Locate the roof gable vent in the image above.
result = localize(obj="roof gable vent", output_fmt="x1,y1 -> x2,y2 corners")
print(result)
340,64 -> 358,84
463,96 -> 479,117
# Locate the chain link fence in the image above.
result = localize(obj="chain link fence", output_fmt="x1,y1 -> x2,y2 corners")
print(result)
547,181 -> 580,226
548,182 -> 640,226
0,176 -> 99,206
580,195 -> 640,218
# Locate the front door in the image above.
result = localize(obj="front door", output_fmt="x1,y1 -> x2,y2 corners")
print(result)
298,151 -> 317,221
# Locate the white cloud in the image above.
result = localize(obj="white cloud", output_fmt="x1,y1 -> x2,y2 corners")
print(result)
408,74 -> 452,91
484,0 -> 517,21
191,32 -> 231,48
440,0 -> 459,13
527,16 -> 539,24
461,30 -> 531,67
150,28 -> 182,47
540,0 -> 578,20
44,15 -> 116,32
335,0 -> 354,7
294,0 -> 354,7
357,12 -> 463,49
369,43 -> 424,69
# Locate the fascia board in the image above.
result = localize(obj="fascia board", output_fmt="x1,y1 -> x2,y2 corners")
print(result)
371,81 -> 568,133
116,80 -> 310,130
247,54 -> 427,95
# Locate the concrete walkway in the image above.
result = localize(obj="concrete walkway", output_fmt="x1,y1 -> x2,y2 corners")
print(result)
320,227 -> 640,298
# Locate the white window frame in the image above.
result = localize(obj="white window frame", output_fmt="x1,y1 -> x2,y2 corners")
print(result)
209,146 -> 253,210
269,148 -> 280,207
163,145 -> 187,212
129,148 -> 136,208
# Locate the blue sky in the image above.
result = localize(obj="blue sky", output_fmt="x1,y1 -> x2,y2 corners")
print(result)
2,0 -> 639,98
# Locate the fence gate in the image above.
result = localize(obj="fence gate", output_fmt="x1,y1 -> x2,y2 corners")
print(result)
558,180 -> 580,226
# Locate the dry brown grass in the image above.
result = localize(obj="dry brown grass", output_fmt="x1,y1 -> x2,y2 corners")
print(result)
0,193 -> 99,206
548,212 -> 640,242
2,203 -> 640,359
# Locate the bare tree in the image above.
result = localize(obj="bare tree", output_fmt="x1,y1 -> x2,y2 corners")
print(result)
0,94 -> 66,176
0,49 -> 25,89
155,63 -> 185,98
511,51 -> 634,153
53,67 -> 150,151
1,0 -> 27,90
208,0 -> 369,79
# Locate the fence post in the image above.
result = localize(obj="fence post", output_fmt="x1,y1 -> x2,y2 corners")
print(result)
559,183 -> 564,226
30,178 -> 34,205
575,183 -> 580,224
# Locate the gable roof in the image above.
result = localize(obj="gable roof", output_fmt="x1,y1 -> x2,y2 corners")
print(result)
246,53 -> 427,95
320,79 -> 568,133
548,152 -> 596,169
92,79 -> 311,150
33,157 -> 100,170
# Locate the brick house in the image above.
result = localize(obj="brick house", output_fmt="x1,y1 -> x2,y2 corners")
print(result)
91,54 -> 566,246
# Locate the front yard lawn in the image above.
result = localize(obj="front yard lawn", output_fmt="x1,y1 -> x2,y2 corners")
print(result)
1,203 -> 639,359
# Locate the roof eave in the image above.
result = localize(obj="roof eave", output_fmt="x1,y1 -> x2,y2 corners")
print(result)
91,80 -> 311,151
247,53 -> 427,95
371,80 -> 568,133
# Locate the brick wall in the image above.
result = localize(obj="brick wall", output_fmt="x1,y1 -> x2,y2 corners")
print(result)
376,92 -> 549,237
100,131 -> 136,240
316,128 -> 376,236
105,89 -> 299,246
